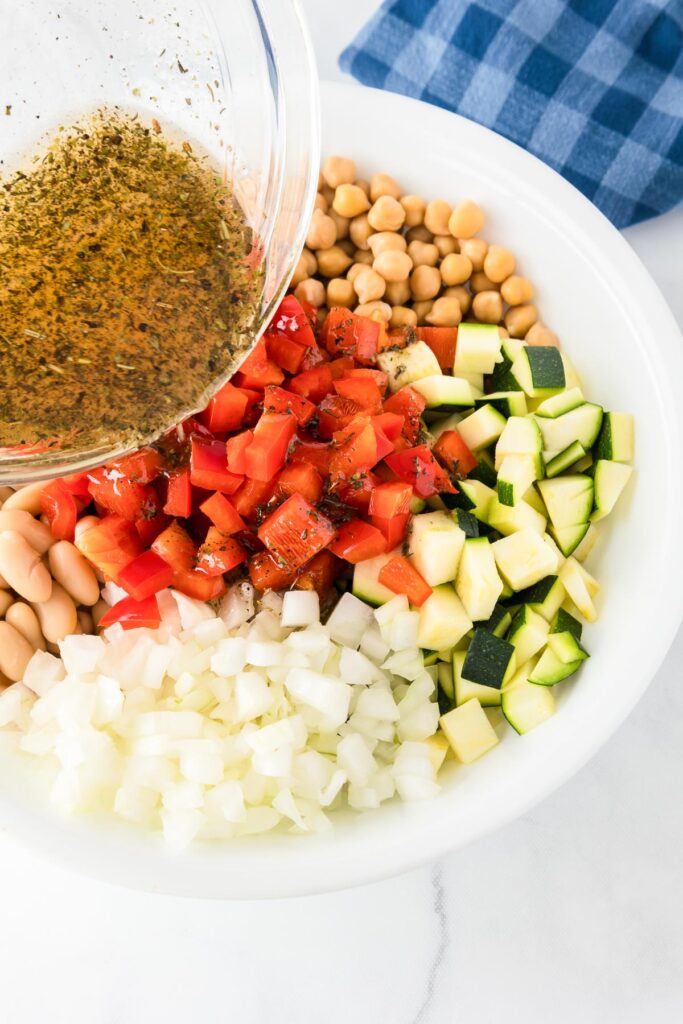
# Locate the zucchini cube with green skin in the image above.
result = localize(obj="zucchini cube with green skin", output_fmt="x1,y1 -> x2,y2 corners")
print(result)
451,479 -> 497,522
468,452 -> 498,488
558,558 -> 598,622
456,404 -> 507,451
571,523 -> 598,563
480,602 -> 512,638
511,346 -> 566,396
410,374 -> 476,411
378,340 -> 441,393
452,322 -> 503,375
545,441 -> 587,478
455,537 -> 503,621
534,387 -> 585,419
537,475 -> 593,528
495,416 -> 543,471
439,697 -> 499,762
552,606 -> 583,641
501,662 -> 555,733
477,391 -> 528,418
515,574 -> 566,622
456,371 -> 485,396
417,584 -> 473,651
528,646 -> 584,685
437,661 -> 455,700
487,495 -> 547,536
594,412 -> 634,463
493,528 -> 559,591
548,521 -> 590,557
461,628 -> 516,690
591,460 -> 633,521
453,650 -> 502,708
546,631 -> 588,664
507,605 -> 550,664
497,454 -> 538,506
452,507 -> 480,538
534,403 -> 603,452
407,511 -> 466,586
352,549 -> 400,607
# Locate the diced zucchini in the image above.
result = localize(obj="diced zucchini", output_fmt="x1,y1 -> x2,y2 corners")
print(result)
429,412 -> 462,440
497,455 -> 538,506
425,731 -> 450,772
522,484 -> 548,516
468,451 -> 498,488
423,650 -> 439,666
461,628 -> 516,691
452,507 -> 480,538
594,411 -> 634,463
548,522 -> 590,557
437,661 -> 455,699
561,353 -> 582,390
410,374 -> 476,410
477,391 -> 528,418
493,528 -> 559,591
507,605 -> 550,664
534,387 -> 585,418
455,537 -> 503,622
440,697 -> 499,762
417,584 -> 473,650
452,650 -> 501,708
542,532 -> 566,569
545,441 -> 587,478
452,322 -> 503,375
591,460 -> 633,521
456,371 -> 485,396
546,631 -> 588,664
528,647 -> 583,685
480,602 -> 513,638
551,607 -> 583,641
407,511 -> 466,586
488,496 -> 547,536
456,404 -> 507,450
452,479 -> 497,522
573,452 -> 594,473
534,403 -> 604,452
558,558 -> 598,622
501,662 -> 555,733
495,416 -> 543,470
511,346 -> 566,396
537,475 -> 593,528
572,523 -> 598,563
515,574 -> 566,622
378,341 -> 441,392
352,549 -> 399,606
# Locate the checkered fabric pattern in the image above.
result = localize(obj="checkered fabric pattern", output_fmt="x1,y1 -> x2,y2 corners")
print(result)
340,0 -> 683,227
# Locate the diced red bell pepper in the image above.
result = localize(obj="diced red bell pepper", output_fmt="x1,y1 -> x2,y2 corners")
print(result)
87,469 -> 159,523
190,438 -> 244,494
269,294 -> 316,349
333,376 -> 383,412
274,462 -> 324,505
416,327 -> 458,371
199,492 -> 246,535
378,555 -> 433,607
370,512 -> 410,549
329,417 -> 378,483
263,385 -> 316,426
371,421 -> 394,462
60,472 -> 93,498
300,343 -> 326,371
383,387 -> 426,444
265,331 -> 308,374
163,468 -> 192,518
75,515 -> 143,581
336,471 -> 379,511
231,478 -> 274,520
432,429 -> 478,478
257,493 -> 336,572
244,413 -> 297,482
135,511 -> 171,547
329,519 -> 387,563
151,520 -> 198,573
233,337 -> 285,390
197,528 -> 247,576
295,550 -> 340,596
117,550 -> 175,601
199,381 -> 250,433
329,356 -> 356,379
288,364 -> 333,403
289,438 -> 333,476
239,389 -> 263,427
296,298 -> 319,338
99,594 -> 161,631
342,367 -> 389,392
248,550 -> 298,591
41,481 -> 79,541
381,326 -> 414,352
368,481 -> 413,518
371,412 -> 404,441
384,445 -> 457,497
114,447 -> 163,485
317,393 -> 364,439
321,308 -> 380,365
171,568 -> 227,602
226,430 -> 254,475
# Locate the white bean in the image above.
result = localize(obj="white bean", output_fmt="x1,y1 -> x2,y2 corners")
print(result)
5,602 -> 46,651
0,509 -> 55,554
0,530 -> 53,603
0,621 -> 35,681
48,541 -> 100,607
31,582 -> 78,644
2,481 -> 48,515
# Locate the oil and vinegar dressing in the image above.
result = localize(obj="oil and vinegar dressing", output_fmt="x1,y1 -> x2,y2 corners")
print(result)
0,109 -> 261,452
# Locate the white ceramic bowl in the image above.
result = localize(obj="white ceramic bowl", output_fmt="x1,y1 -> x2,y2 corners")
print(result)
1,82 -> 681,898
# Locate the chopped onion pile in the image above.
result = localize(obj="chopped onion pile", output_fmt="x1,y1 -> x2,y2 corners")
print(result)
0,584 -> 444,847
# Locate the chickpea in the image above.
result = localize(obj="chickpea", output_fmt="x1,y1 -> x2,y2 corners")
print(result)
458,237 -> 488,270
412,300 -> 434,325
349,213 -> 373,251
505,303 -> 538,338
353,249 -> 374,266
373,250 -> 413,283
354,300 -> 392,321
526,322 -> 560,348
320,184 -> 335,206
484,245 -> 516,284
448,200 -> 485,239
306,209 -> 336,251
425,297 -> 462,328
316,245 -> 353,278
291,248 -> 317,286
354,267 -> 386,304
328,208 -> 351,240
424,199 -> 452,236
472,290 -> 503,323
444,285 -> 472,315
440,252 -> 473,286
317,170 -> 325,191
368,232 -> 407,256
322,155 -> 357,189
333,183 -> 370,219
317,307 -> 329,326
406,225 -> 433,243
390,306 -> 418,329
407,240 -> 439,267
294,278 -> 326,308
367,195 -> 405,232
470,270 -> 497,294
347,261 -> 370,284
384,279 -> 411,305
501,275 -> 535,306
355,178 -> 371,197
410,264 -> 442,301
400,194 -> 426,227
314,192 -> 328,213
434,235 -> 459,258
327,277 -> 355,308
337,238 -> 355,257
370,173 -> 401,202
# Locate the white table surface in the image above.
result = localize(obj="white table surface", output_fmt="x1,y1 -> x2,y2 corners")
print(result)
2,4 -> 682,1022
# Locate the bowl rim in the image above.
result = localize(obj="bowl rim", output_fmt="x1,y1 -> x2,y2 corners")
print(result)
1,80 -> 681,900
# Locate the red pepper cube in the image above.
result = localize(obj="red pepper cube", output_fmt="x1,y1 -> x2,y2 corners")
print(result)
41,481 -> 79,541
263,385 -> 316,426
371,411 -> 404,441
384,445 -> 457,497
295,550 -> 340,596
265,331 -> 308,374
87,468 -> 159,523
416,326 -> 458,371
321,308 -> 380,364
199,381 -> 250,433
328,417 -> 378,484
257,493 -> 336,572
233,337 -> 285,391
288,364 -> 333,403
432,429 -> 478,478
333,376 -> 383,412
371,512 -> 410,549
244,413 -> 297,482
199,492 -> 246,535
197,527 -> 248,576
378,555 -> 433,607
114,447 -> 163,484
329,519 -> 387,563
269,294 -> 317,348
335,471 -> 379,510
75,514 -> 144,582
274,462 -> 324,505
171,568 -> 227,602
248,550 -> 298,591
383,387 -> 427,444
368,481 -> 413,519
163,468 -> 193,518
288,438 -> 334,476
117,550 -> 175,601
135,511 -> 171,547
342,367 -> 389,393
226,430 -> 254,475
231,478 -> 274,520
151,520 -> 198,573
329,356 -> 356,379
190,437 -> 244,494
371,421 -> 394,463
99,594 -> 161,631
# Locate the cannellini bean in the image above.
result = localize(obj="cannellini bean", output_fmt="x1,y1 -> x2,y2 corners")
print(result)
294,278 -> 326,307
316,245 -> 353,278
400,195 -> 426,227
77,609 -> 94,635
306,209 -> 336,250
74,515 -> 100,543
440,253 -> 473,286
354,267 -> 386,304
2,481 -> 48,515
322,155 -> 357,189
333,184 -> 369,219
91,598 -> 109,629
472,290 -> 503,323
470,270 -> 497,294
425,296 -> 463,327
31,582 -> 77,644
367,196 -> 405,232
368,232 -> 407,256
0,510 -> 55,555
434,235 -> 459,258
370,173 -> 401,202
0,591 -> 13,616
410,265 -> 441,301
505,303 -> 538,338
349,213 -> 373,251
373,250 -> 413,283
448,200 -> 485,238
0,530 -> 52,603
0,621 -> 35,681
501,275 -> 535,306
48,540 -> 101,606
390,306 -> 418,329
484,245 -> 516,284
407,240 -> 439,267
424,199 -> 452,236
526,322 -> 560,347
326,277 -> 356,308
444,285 -> 472,315
384,279 -> 411,306
354,300 -> 391,321
5,602 -> 46,651
458,237 -> 488,270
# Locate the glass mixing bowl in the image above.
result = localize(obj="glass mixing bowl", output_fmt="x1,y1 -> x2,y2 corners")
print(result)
0,0 -> 319,483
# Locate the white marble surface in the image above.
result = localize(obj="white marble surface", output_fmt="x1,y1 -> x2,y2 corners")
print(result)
1,3 -> 681,1021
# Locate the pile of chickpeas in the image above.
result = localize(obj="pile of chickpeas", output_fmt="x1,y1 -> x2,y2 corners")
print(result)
291,155 -> 560,345
0,482 -> 107,686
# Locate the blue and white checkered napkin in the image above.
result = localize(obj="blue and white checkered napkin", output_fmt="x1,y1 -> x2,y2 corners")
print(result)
340,0 -> 683,227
